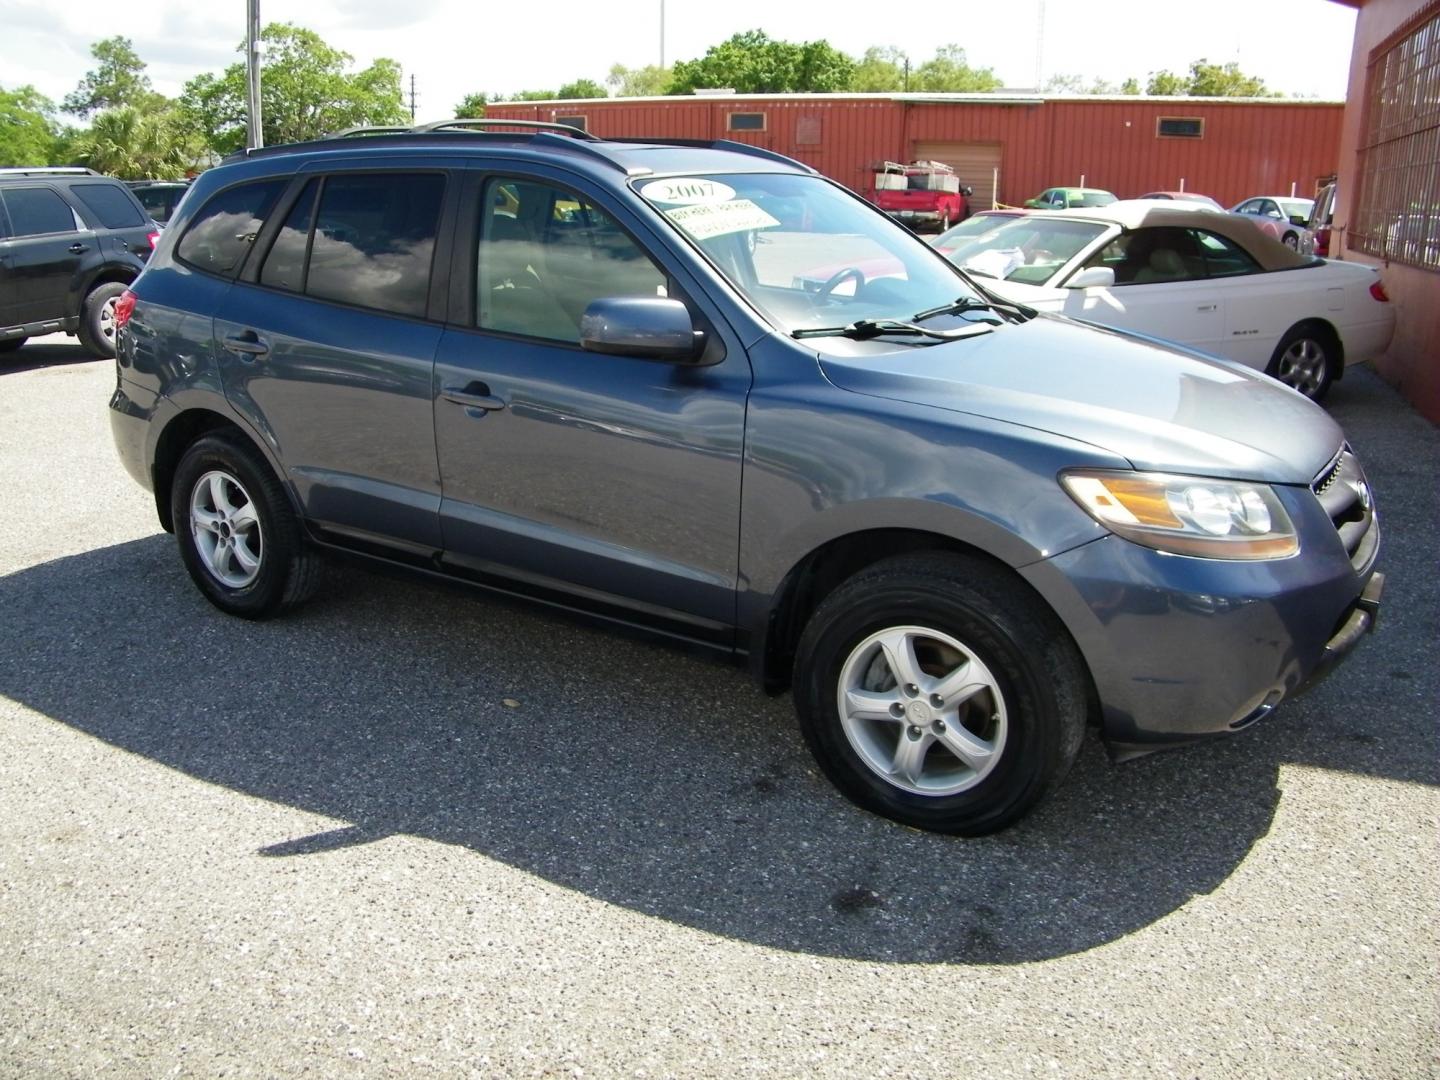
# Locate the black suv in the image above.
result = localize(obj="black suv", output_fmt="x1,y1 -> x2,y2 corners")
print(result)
0,167 -> 157,357
126,179 -> 191,225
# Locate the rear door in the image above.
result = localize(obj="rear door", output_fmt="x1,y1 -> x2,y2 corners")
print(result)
431,168 -> 750,640
0,184 -> 92,327
214,165 -> 457,553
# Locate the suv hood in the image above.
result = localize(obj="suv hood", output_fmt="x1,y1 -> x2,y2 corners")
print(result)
816,315 -> 1342,484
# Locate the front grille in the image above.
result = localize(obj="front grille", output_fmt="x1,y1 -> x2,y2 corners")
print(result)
1312,445 -> 1377,570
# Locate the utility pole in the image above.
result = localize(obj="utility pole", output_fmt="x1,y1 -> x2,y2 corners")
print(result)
409,74 -> 418,122
245,0 -> 263,149
660,0 -> 665,68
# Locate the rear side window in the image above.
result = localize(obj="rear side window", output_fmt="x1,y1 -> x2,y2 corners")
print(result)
2,188 -> 78,237
176,179 -> 287,276
70,182 -> 147,228
1191,229 -> 1261,278
301,173 -> 445,318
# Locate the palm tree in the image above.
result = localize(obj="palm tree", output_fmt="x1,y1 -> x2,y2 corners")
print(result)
71,106 -> 203,178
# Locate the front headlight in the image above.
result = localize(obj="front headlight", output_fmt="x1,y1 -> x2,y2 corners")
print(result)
1060,470 -> 1299,560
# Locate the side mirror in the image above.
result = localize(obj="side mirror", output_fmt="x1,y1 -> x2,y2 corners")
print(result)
580,297 -> 705,362
1024,198 -> 1043,209
1066,266 -> 1116,289
1289,215 -> 1309,226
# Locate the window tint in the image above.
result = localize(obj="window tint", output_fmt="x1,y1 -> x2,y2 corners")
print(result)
135,186 -> 185,223
478,178 -> 666,342
259,179 -> 319,293
2,187 -> 78,237
1191,229 -> 1260,277
177,179 -> 287,276
71,182 -> 146,228
304,173 -> 444,318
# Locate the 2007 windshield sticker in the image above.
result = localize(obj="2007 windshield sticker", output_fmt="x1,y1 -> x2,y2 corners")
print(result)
640,178 -> 736,205
662,200 -> 780,240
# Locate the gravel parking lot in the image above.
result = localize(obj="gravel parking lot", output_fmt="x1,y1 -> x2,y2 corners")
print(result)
1,338 -> 1436,1078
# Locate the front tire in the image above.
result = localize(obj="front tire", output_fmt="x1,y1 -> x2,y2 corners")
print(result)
1266,324 -> 1336,401
1282,232 -> 1299,250
793,553 -> 1086,835
0,337 -> 25,354
77,282 -> 127,359
171,431 -> 321,618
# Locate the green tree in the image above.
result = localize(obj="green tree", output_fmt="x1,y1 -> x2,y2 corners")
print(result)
455,92 -> 489,118
850,47 -> 908,92
0,85 -> 60,165
63,37 -> 165,118
181,23 -> 407,154
607,64 -> 671,97
668,30 -> 855,94
1045,73 -> 1144,94
70,106 -> 203,177
508,89 -> 559,101
557,79 -> 607,99
1147,59 -> 1277,97
911,45 -> 1001,92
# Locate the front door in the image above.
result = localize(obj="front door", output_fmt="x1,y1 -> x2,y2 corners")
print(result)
433,174 -> 750,641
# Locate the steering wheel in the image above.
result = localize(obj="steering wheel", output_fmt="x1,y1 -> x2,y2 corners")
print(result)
818,266 -> 865,297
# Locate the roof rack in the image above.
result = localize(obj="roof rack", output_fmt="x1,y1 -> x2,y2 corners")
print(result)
607,138 -> 817,174
0,166 -> 100,177
410,117 -> 598,140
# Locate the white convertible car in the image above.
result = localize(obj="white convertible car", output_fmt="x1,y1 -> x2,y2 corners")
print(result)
940,202 -> 1395,401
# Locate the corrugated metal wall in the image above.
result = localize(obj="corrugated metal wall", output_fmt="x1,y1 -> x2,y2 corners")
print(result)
487,96 -> 1344,208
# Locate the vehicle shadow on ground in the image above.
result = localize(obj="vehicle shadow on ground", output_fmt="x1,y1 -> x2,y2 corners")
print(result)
0,515 -> 1431,964
0,339 -> 102,375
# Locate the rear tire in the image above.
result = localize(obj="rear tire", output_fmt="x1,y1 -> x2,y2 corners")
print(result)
793,553 -> 1086,835
171,431 -> 321,618
77,282 -> 127,359
1266,323 -> 1337,401
1282,232 -> 1299,250
0,337 -> 25,354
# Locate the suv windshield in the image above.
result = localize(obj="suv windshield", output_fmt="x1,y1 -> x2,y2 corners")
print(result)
942,217 -> 1109,284
635,173 -> 980,335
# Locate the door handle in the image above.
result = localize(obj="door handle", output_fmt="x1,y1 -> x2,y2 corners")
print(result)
68,243 -> 89,254
1196,303 -> 1218,312
441,382 -> 506,413
222,331 -> 270,359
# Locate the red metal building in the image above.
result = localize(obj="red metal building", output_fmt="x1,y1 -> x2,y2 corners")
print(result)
485,93 -> 1344,209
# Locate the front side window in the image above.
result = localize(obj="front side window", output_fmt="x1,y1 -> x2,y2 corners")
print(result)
176,179 -> 287,276
1082,227 -> 1205,285
259,179 -> 319,293
944,215 -> 1107,285
478,178 -> 666,342
71,183 -> 146,229
637,172 -> 982,334
2,187 -> 78,238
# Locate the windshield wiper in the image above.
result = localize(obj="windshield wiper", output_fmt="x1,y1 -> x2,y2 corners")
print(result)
912,295 -> 1035,324
792,319 -> 995,341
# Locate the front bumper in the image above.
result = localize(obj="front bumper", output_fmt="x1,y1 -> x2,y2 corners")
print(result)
1020,485 -> 1381,757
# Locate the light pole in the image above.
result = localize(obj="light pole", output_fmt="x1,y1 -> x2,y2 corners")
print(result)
246,0 -> 263,149
660,0 -> 665,69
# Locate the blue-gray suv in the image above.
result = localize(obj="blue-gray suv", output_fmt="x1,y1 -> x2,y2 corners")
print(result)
109,121 -> 1383,834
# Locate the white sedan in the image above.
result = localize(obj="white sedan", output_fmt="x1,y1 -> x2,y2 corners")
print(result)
942,202 -> 1395,401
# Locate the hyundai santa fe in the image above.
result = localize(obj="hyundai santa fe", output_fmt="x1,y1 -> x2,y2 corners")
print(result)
109,121 -> 1383,835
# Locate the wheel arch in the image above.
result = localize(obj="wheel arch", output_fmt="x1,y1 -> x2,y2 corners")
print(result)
1276,316 -> 1345,383
750,527 -> 1098,720
151,408 -> 295,534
